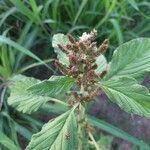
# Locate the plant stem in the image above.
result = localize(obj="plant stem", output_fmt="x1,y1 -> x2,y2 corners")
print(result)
50,98 -> 68,106
18,59 -> 55,73
77,103 -> 88,150
77,104 -> 82,150
88,131 -> 101,150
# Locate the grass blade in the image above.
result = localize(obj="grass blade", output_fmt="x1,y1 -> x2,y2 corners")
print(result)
0,35 -> 50,69
110,18 -> 123,44
14,122 -> 32,141
0,7 -> 16,27
87,115 -> 150,149
9,0 -> 38,23
73,0 -> 88,25
96,0 -> 116,28
127,0 -> 139,11
0,132 -> 19,150
29,0 -> 41,22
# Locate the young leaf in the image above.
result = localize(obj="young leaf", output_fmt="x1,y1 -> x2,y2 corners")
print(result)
100,77 -> 150,117
87,115 -> 150,149
52,34 -> 69,66
8,75 -> 74,114
26,109 -> 77,150
104,38 -> 150,80
95,54 -> 107,74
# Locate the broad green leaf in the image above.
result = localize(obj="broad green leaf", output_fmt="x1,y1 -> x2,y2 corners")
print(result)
0,132 -> 19,150
8,75 -> 73,113
100,77 -> 150,117
26,109 -> 77,150
104,38 -> 150,80
8,75 -> 46,113
52,34 -> 69,66
41,103 -> 68,114
95,55 -> 107,74
28,75 -> 75,97
87,115 -> 150,149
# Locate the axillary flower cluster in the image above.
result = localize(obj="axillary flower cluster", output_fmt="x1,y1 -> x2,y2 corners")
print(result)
55,30 -> 109,104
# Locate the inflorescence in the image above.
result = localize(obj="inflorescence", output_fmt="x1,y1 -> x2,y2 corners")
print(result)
55,30 -> 109,105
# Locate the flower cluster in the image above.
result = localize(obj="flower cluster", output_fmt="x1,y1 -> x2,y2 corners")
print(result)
55,30 -> 109,104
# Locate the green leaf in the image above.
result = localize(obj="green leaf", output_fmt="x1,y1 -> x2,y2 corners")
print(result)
41,103 -> 68,114
87,115 -> 150,149
127,0 -> 139,11
8,75 -> 73,114
0,7 -> 16,27
104,38 -> 150,80
8,75 -> 46,113
109,18 -> 123,44
97,135 -> 113,150
0,132 -> 19,150
52,34 -> 69,66
0,35 -> 49,69
15,122 -> 32,141
73,0 -> 88,25
95,54 -> 107,74
100,77 -> 150,117
28,75 -> 75,98
9,0 -> 40,23
26,109 -> 77,150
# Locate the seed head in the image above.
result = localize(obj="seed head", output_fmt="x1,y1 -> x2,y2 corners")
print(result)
68,34 -> 76,44
55,30 -> 108,103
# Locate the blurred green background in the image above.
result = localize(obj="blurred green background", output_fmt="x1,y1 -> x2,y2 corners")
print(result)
0,0 -> 150,78
0,0 -> 150,149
